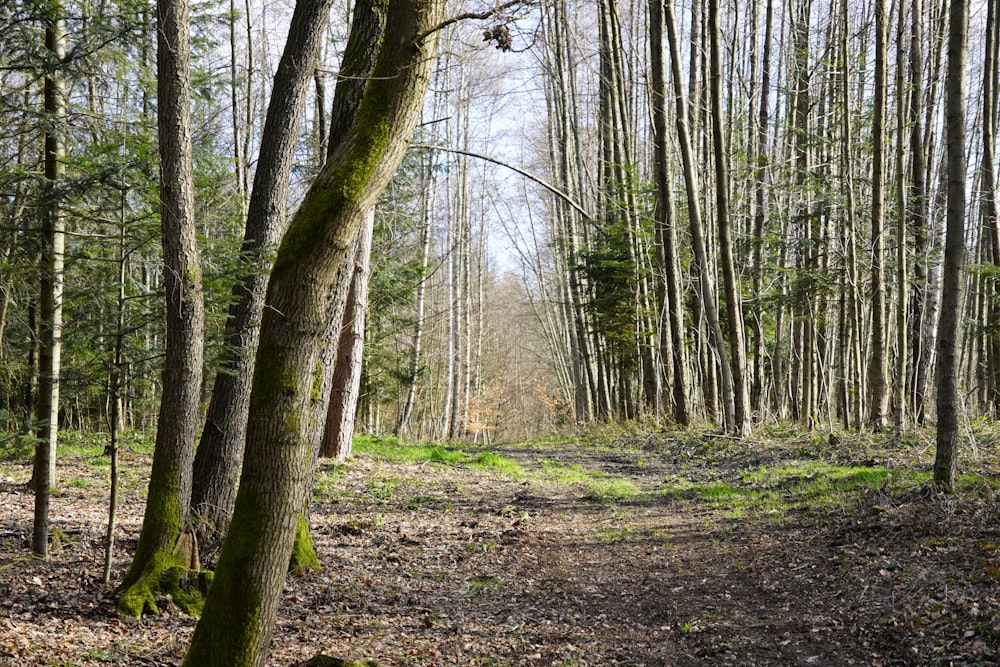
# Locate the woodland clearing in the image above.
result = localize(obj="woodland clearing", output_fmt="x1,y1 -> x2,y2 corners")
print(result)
0,428 -> 998,666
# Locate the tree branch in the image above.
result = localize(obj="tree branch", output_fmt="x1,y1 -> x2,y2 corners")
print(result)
411,142 -> 593,220
415,0 -> 533,43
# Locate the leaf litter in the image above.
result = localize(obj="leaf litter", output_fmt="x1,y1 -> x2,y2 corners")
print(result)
0,431 -> 998,666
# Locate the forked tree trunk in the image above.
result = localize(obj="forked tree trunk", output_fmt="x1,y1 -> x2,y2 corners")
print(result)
181,0 -> 442,663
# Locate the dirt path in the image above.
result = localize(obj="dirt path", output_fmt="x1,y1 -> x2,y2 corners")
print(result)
0,437 -> 998,666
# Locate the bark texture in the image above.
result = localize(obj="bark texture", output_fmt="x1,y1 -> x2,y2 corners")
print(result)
190,0 -> 337,544
181,0 -> 442,662
118,0 -> 205,614
934,0 -> 968,493
320,208 -> 374,461
32,7 -> 66,560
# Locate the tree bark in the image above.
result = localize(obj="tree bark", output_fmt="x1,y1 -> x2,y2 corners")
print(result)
32,6 -> 66,560
934,0 -> 969,493
118,0 -> 205,612
648,0 -> 689,425
664,0 -> 736,432
181,0 -> 442,662
708,0 -> 750,435
319,207 -> 374,461
189,0 -> 337,544
868,0 -> 890,428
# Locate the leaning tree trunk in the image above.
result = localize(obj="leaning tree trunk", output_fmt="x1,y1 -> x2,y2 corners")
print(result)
181,0 -> 443,663
118,0 -> 205,615
189,0 -> 337,546
934,0 -> 969,493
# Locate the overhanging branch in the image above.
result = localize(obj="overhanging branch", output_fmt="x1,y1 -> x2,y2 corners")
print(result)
410,143 -> 593,220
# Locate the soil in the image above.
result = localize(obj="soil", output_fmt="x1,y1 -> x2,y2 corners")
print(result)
0,431 -> 998,666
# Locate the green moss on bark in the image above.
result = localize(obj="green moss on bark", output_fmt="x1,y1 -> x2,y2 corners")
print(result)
294,656 -> 380,667
182,475 -> 271,666
117,551 -> 212,617
289,513 -> 321,573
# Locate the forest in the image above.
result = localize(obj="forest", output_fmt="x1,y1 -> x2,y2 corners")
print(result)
1,0 -> 999,662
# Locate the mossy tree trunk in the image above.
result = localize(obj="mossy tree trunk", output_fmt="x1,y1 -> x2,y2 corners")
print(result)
181,0 -> 443,663
117,0 -> 205,615
189,0 -> 337,547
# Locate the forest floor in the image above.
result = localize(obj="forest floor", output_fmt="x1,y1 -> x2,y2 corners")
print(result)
0,426 -> 999,666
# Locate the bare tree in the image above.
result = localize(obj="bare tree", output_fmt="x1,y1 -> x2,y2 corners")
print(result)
32,2 -> 66,561
934,0 -> 969,493
182,0 -> 444,661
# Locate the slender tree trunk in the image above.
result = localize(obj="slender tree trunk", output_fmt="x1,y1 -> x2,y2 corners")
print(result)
981,0 -> 1000,415
648,0 -> 689,425
895,4 -> 909,429
320,208 -> 374,461
868,0 -> 890,428
934,0 -> 968,493
708,0 -> 750,435
230,0 -> 248,207
396,151 -> 432,437
103,197 -> 128,585
118,0 -> 205,612
750,0 -> 774,417
32,7 -> 67,560
665,0 -> 736,432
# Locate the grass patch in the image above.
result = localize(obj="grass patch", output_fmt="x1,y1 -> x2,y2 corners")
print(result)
586,478 -> 644,502
355,435 -> 523,478
468,451 -> 524,477
365,474 -> 400,501
538,458 -> 645,501
467,574 -> 502,594
661,461 -> 933,517
406,493 -> 439,509
595,526 -> 633,544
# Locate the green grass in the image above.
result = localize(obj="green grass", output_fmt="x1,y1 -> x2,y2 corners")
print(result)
354,435 -> 523,477
585,477 -> 644,502
467,574 -> 502,594
594,526 -> 633,543
468,451 -> 524,477
538,458 -> 646,501
366,474 -> 400,501
660,461 -> 933,517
